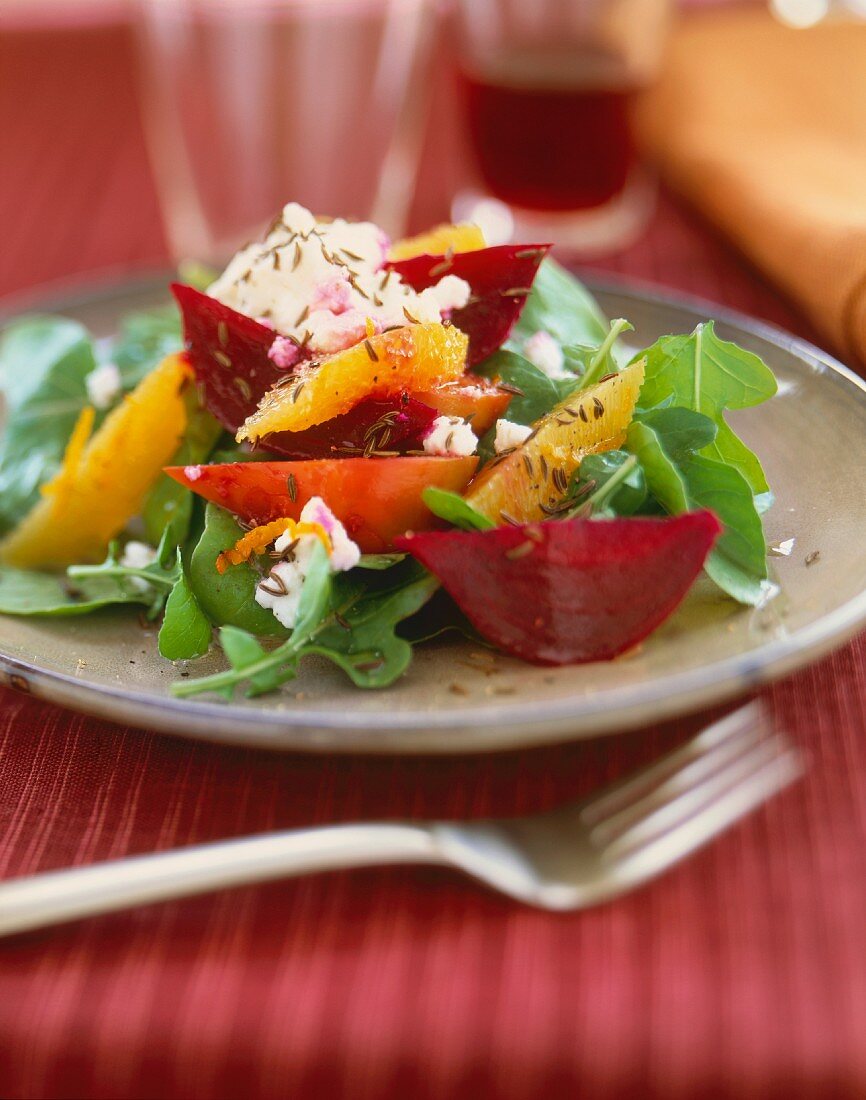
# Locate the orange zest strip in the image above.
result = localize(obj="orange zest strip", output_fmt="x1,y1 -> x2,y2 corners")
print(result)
215,517 -> 331,574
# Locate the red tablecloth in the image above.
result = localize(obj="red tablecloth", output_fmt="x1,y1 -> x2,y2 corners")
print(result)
2,22 -> 865,1100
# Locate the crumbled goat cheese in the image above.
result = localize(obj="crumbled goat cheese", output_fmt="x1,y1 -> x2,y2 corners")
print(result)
524,330 -> 567,379
183,464 -> 202,482
255,497 -> 361,629
121,540 -> 157,593
297,496 -> 361,573
208,202 -> 470,357
494,419 -> 532,454
85,362 -> 122,409
422,415 -> 478,457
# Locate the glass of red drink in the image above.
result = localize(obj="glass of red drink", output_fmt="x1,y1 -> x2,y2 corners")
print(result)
452,0 -> 671,253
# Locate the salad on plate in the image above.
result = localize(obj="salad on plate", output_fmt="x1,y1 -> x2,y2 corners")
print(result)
0,203 -> 779,698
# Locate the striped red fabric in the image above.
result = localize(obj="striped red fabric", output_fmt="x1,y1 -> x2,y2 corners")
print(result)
2,21 -> 866,1100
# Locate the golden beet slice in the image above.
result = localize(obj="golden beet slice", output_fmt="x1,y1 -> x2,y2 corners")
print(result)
465,360 -> 645,526
0,353 -> 190,568
237,322 -> 468,441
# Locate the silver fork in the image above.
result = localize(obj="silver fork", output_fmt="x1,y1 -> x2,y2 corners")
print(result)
0,705 -> 801,936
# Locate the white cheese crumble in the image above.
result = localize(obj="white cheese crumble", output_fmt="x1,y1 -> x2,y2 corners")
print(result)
85,362 -> 122,409
183,464 -> 202,482
208,202 -> 470,358
254,497 -> 361,629
524,330 -> 567,379
121,540 -> 157,593
422,415 -> 478,457
494,419 -> 532,453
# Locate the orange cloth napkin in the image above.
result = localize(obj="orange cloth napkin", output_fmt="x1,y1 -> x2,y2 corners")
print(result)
639,8 -> 866,364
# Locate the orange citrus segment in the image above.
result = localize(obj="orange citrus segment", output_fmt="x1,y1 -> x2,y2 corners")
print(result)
215,517 -> 330,573
388,223 -> 486,261
465,360 -> 646,526
237,322 -> 468,440
0,353 -> 191,569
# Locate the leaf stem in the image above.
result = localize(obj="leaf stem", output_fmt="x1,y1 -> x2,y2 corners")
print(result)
563,454 -> 639,519
578,318 -> 630,392
67,563 -> 175,590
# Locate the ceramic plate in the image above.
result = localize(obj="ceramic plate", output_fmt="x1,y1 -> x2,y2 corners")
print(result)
2,277 -> 865,753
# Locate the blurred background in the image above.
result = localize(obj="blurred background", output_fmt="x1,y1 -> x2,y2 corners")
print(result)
2,0 -> 865,360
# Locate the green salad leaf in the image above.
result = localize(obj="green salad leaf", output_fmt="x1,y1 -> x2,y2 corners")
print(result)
510,257 -> 611,349
637,321 -> 777,494
108,304 -> 182,389
66,531 -> 181,619
0,564 -> 152,617
563,318 -> 633,390
187,503 -> 289,637
158,570 -> 212,660
570,451 -> 648,517
475,348 -> 577,426
142,395 -> 222,546
0,317 -> 96,534
422,487 -> 495,531
174,549 -> 437,697
626,409 -> 768,604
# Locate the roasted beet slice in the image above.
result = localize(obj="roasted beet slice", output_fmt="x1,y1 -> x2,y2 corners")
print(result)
386,243 -> 550,366
261,395 -> 438,459
171,282 -> 304,432
395,512 -> 720,664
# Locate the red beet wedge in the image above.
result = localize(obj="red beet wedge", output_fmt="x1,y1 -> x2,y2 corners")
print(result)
395,512 -> 721,665
386,243 -> 551,366
171,282 -> 293,432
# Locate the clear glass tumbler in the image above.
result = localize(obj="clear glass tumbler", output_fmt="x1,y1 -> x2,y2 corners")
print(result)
451,0 -> 671,253
135,0 -> 433,264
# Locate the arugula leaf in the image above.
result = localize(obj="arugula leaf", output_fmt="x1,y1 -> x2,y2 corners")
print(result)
172,558 -> 439,698
563,318 -> 633,389
298,564 -> 439,688
67,534 -> 180,619
158,571 -> 212,660
0,564 -> 151,616
510,257 -> 610,348
108,305 -> 182,389
570,451 -> 648,517
0,317 -> 96,534
187,503 -> 289,637
637,321 -> 777,494
216,627 -> 292,698
626,409 -> 768,604
422,487 -> 495,531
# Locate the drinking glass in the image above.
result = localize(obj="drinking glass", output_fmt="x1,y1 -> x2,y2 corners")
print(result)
450,0 -> 672,253
135,0 -> 433,265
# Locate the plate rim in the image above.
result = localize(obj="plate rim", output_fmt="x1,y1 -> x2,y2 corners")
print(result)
2,273 -> 865,754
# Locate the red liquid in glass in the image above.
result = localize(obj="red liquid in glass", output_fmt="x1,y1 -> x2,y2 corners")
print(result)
459,54 -> 639,213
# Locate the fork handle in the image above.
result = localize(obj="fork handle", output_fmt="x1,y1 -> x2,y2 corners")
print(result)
0,824 -> 441,937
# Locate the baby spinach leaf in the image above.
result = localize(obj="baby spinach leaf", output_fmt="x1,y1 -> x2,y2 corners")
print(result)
637,321 -> 777,494
510,257 -> 610,349
187,503 -> 289,637
626,409 -> 768,604
158,571 -> 212,660
0,564 -> 150,616
0,317 -> 96,534
422,487 -> 495,531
